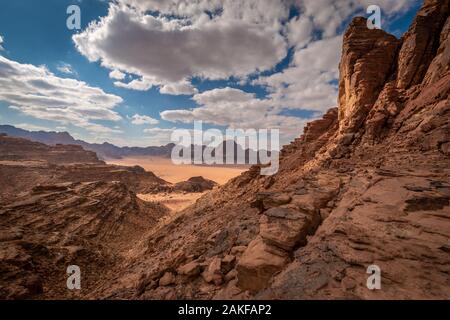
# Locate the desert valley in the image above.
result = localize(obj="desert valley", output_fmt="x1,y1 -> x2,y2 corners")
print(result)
0,0 -> 449,301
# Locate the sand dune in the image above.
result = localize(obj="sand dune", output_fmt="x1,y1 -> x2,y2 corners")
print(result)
105,156 -> 248,184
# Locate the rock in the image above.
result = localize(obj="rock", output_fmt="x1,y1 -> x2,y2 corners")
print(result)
340,133 -> 354,146
202,257 -> 223,286
404,194 -> 450,212
231,246 -> 247,255
338,17 -> 400,133
177,261 -> 202,277
224,269 -> 238,283
423,14 -> 450,86
159,272 -> 176,287
236,237 -> 288,292
136,274 -> 157,295
397,0 -> 450,89
221,255 -> 236,274
251,192 -> 292,212
259,209 -> 310,251
22,275 -> 43,296
174,176 -> 218,193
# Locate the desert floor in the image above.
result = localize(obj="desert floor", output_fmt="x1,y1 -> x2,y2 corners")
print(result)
138,192 -> 208,212
105,156 -> 248,184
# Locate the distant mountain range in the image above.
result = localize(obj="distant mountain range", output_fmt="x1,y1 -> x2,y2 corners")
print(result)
0,125 -> 174,159
0,125 -> 274,163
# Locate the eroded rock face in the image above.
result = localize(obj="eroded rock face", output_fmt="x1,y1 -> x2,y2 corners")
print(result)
0,181 -> 168,299
338,17 -> 399,133
2,0 -> 450,300
423,15 -> 450,86
0,135 -> 101,164
397,0 -> 450,89
236,237 -> 288,292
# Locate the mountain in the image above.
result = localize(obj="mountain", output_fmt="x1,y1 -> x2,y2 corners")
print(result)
0,125 -> 175,159
90,0 -> 448,300
1,0 -> 449,300
0,125 -> 273,164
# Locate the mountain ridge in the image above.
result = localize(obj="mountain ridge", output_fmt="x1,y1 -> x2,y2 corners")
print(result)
0,124 -> 175,159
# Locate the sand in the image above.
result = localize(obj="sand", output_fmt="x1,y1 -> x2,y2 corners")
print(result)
138,192 -> 208,212
105,156 -> 247,184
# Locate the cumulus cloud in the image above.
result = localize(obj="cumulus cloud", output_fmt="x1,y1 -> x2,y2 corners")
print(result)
0,55 -> 123,134
161,87 -> 309,144
0,35 -> 4,51
109,69 -> 126,80
256,36 -> 343,112
130,114 -> 159,125
73,1 -> 287,94
160,80 -> 198,96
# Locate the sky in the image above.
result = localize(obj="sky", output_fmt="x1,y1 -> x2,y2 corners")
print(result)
0,0 -> 422,147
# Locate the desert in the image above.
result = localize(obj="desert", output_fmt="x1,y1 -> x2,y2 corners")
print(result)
0,0 -> 449,302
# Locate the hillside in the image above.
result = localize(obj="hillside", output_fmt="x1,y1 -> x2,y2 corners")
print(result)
0,0 -> 449,300
88,0 -> 449,300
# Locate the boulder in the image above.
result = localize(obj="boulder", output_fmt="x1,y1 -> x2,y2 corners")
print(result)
159,272 -> 175,287
259,208 -> 310,251
251,192 -> 292,212
202,257 -> 223,286
236,237 -> 288,292
177,261 -> 202,277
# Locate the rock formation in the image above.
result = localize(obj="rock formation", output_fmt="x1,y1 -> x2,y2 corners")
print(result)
0,0 -> 449,300
93,0 -> 447,300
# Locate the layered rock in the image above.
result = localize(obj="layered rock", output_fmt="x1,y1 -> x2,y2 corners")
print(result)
338,17 -> 399,133
2,0 -> 449,300
397,0 -> 450,89
0,181 -> 169,299
0,135 -> 101,164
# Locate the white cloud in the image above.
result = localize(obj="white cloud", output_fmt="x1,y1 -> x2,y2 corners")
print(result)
0,55 -> 123,134
256,36 -> 342,112
161,87 -> 309,144
109,69 -> 126,80
56,62 -> 76,75
114,77 -> 154,91
73,2 -> 287,93
69,0 -> 419,145
15,123 -> 52,132
160,80 -> 198,96
130,114 -> 159,125
0,35 -> 4,51
286,16 -> 313,49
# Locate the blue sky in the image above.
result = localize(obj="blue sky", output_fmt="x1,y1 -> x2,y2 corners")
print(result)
0,0 -> 422,147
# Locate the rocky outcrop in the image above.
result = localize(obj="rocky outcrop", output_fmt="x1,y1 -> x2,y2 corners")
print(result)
173,176 -> 218,193
338,17 -> 399,134
423,14 -> 450,86
0,181 -> 169,299
0,135 -> 101,164
112,0 -> 449,301
397,0 -> 450,89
